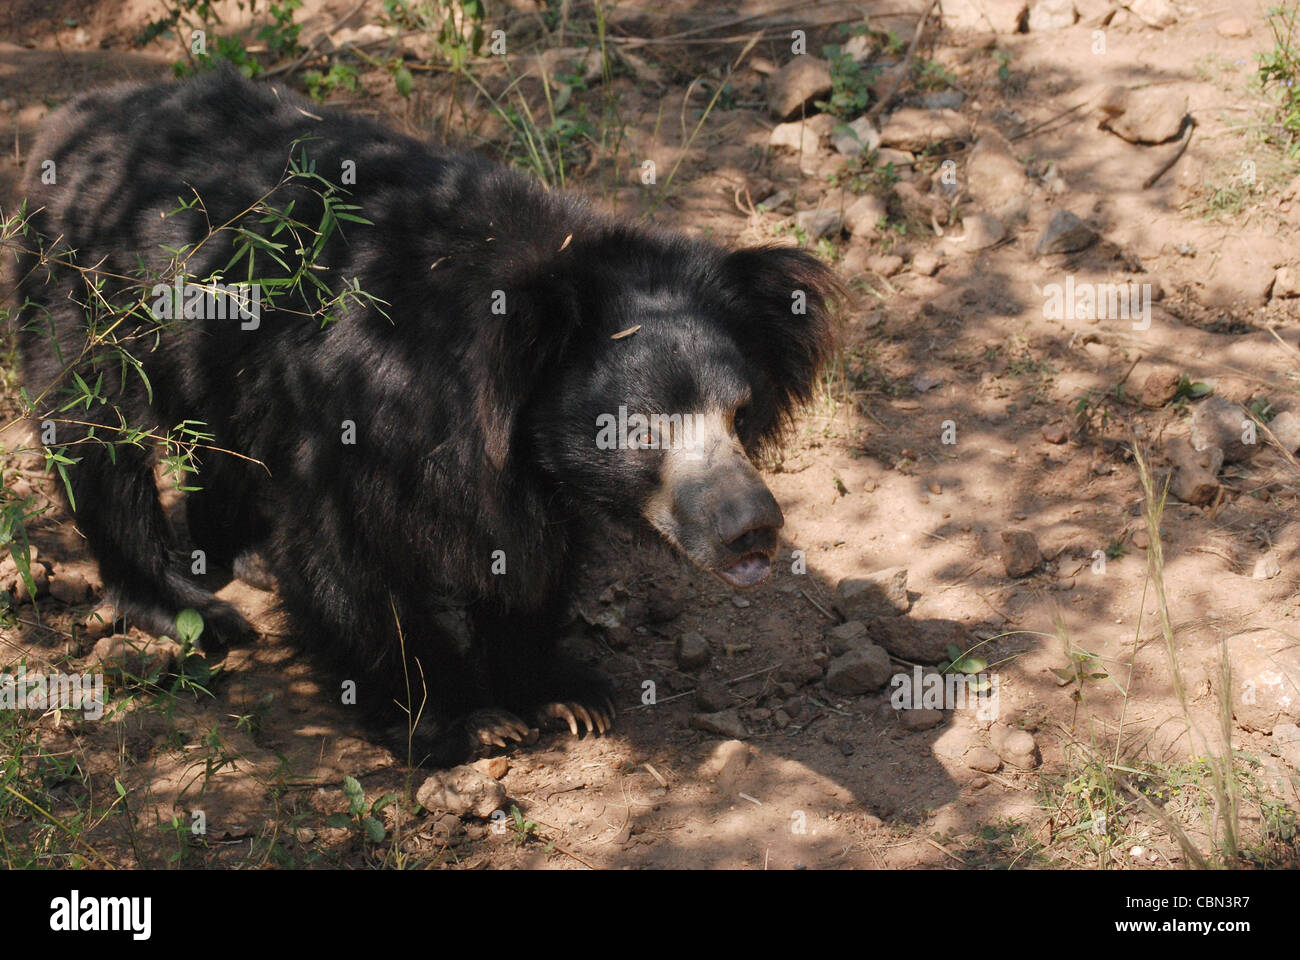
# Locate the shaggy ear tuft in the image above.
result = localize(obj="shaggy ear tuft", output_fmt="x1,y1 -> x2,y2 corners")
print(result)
717,245 -> 841,446
470,259 -> 583,471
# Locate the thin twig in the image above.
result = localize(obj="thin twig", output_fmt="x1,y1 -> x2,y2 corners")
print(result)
864,0 -> 940,122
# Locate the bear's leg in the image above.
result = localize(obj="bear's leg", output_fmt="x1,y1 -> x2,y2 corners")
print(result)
475,611 -> 616,737
185,457 -> 276,591
68,438 -> 254,656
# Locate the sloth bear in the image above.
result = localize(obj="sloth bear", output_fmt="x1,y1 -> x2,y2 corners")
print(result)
15,66 -> 836,765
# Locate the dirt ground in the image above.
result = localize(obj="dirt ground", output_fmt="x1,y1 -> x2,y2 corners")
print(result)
1,0 -> 1298,869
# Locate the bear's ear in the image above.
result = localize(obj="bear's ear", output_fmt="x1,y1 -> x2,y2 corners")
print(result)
717,245 -> 840,445
470,265 -> 583,471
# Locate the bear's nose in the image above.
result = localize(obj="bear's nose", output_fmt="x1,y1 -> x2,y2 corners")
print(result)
711,486 -> 784,549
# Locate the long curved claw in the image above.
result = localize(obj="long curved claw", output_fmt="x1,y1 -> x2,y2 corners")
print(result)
539,700 -> 616,738
542,702 -> 581,736
467,709 -> 531,750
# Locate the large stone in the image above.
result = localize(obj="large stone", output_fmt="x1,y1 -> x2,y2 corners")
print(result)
1226,629 -> 1300,734
1266,411 -> 1300,454
826,619 -> 869,656
952,212 -> 1005,251
92,634 -> 182,680
701,740 -> 752,791
825,643 -> 892,695
879,108 -> 972,151
939,0 -> 1028,33
965,131 -> 1028,214
1138,365 -> 1181,408
676,631 -> 711,669
1127,0 -> 1177,28
1098,86 -> 1188,143
834,566 -> 911,619
1028,0 -> 1077,30
831,116 -> 881,156
990,723 -> 1040,768
1000,529 -> 1040,577
48,570 -> 92,605
868,617 -> 974,664
1035,209 -> 1096,255
769,119 -> 823,153
794,207 -> 843,239
844,193 -> 889,237
1167,439 -> 1221,505
1191,395 -> 1259,463
766,56 -> 833,120
693,709 -> 750,739
416,766 -> 508,818
1272,266 -> 1300,299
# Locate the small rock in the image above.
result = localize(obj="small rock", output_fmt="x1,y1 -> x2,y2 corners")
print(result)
92,634 -> 181,680
1000,529 -> 1040,578
840,245 -> 872,278
868,617 -> 972,664
912,251 -> 942,276
1272,266 -> 1300,298
1227,629 -> 1300,734
1041,422 -> 1069,444
834,566 -> 911,619
1191,395 -> 1259,463
1167,439 -> 1222,505
1127,0 -> 1177,28
794,208 -> 843,239
831,116 -> 881,156
776,659 -> 825,686
1272,723 -> 1300,767
965,131 -> 1029,214
83,603 -> 118,641
766,56 -> 833,120
922,90 -> 966,111
1138,365 -> 1181,408
474,756 -> 510,779
1035,209 -> 1096,255
939,0 -> 1029,33
1028,0 -> 1077,30
416,766 -> 507,818
702,739 -> 752,789
693,709 -> 750,739
867,253 -> 905,277
1267,410 -> 1300,453
1098,85 -> 1188,143
952,212 -> 1005,251
826,619 -> 869,656
48,570 -> 92,605
965,746 -> 1003,772
769,119 -> 822,152
879,108 -> 972,151
875,147 -> 916,169
990,723 -> 1040,768
899,707 -> 944,731
825,643 -> 892,695
676,631 -> 712,670
12,562 -> 49,603
695,679 -> 732,713
843,193 -> 889,237
1253,552 -> 1281,581
1217,17 -> 1249,38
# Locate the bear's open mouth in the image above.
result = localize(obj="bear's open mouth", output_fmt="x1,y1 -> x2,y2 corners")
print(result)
716,552 -> 773,589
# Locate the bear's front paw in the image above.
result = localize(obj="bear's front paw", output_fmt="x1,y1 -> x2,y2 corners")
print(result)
537,697 -> 616,737
464,708 -> 536,750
